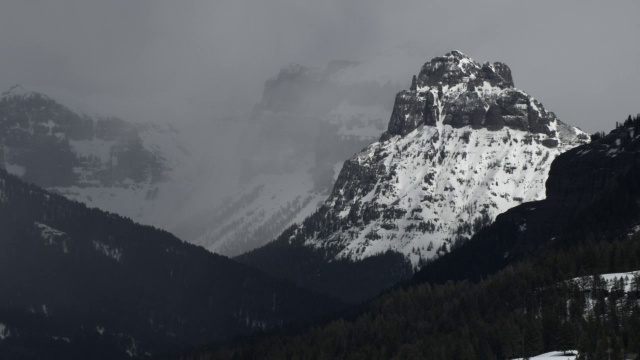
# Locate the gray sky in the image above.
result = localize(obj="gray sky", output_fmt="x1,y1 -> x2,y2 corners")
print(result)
1,0 -> 638,133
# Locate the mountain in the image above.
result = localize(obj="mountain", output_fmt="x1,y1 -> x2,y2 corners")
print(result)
238,51 -> 589,302
186,61 -> 404,256
0,85 -> 208,235
188,116 -> 640,360
0,169 -> 343,359
0,63 -> 404,259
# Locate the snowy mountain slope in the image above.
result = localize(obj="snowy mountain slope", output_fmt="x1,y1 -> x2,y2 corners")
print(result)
244,51 -> 589,269
323,125 -> 581,265
0,85 -> 203,231
188,61 -> 403,256
192,162 -> 328,256
512,351 -> 577,360
51,121 -> 205,231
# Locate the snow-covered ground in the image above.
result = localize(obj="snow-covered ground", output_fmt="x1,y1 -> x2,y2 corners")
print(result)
569,271 -> 640,292
512,350 -> 577,360
315,124 -> 585,266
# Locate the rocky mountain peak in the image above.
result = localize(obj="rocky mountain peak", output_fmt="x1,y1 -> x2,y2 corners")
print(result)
236,51 -> 591,302
415,50 -> 513,89
244,50 -> 588,270
384,51 -> 567,140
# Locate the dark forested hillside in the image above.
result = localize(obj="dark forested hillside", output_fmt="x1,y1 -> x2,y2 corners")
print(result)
0,170 -> 343,359
190,116 -> 640,359
237,225 -> 413,304
193,237 -> 640,359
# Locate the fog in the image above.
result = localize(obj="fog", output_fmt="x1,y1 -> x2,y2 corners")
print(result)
1,1 -> 639,250
1,1 -> 638,132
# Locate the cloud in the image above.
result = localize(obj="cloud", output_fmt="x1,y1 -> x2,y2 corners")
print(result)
0,0 -> 638,131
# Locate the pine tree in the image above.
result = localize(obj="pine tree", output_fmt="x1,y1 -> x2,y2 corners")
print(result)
594,338 -> 608,360
557,322 -> 575,355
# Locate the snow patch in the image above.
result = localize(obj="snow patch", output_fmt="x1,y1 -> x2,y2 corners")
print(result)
49,335 -> 71,343
569,270 -> 640,293
92,240 -> 123,262
35,222 -> 66,242
0,323 -> 9,340
512,351 -> 577,360
126,338 -> 138,358
35,222 -> 69,253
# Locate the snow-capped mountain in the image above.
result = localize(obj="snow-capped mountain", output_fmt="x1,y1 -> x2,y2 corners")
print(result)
244,50 -> 590,268
189,61 -> 403,256
0,85 -> 199,230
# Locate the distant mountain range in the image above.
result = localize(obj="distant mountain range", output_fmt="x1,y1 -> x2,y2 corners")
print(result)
0,84 -> 203,235
0,59 -> 406,259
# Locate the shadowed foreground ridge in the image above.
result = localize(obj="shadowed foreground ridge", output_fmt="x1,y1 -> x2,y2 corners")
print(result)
0,170 -> 343,359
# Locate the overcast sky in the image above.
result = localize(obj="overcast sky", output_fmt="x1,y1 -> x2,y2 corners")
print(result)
1,0 -> 638,133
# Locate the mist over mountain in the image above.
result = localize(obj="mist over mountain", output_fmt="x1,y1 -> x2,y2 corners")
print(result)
239,51 -> 589,303
0,59 -> 403,258
0,85 -> 215,236
185,60 -> 404,256
1,2 -> 638,358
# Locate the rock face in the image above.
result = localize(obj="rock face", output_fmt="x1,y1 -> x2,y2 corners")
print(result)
385,51 -> 559,139
240,51 -> 589,300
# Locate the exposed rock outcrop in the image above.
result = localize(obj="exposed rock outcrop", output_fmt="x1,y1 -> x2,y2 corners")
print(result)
384,50 -> 566,139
